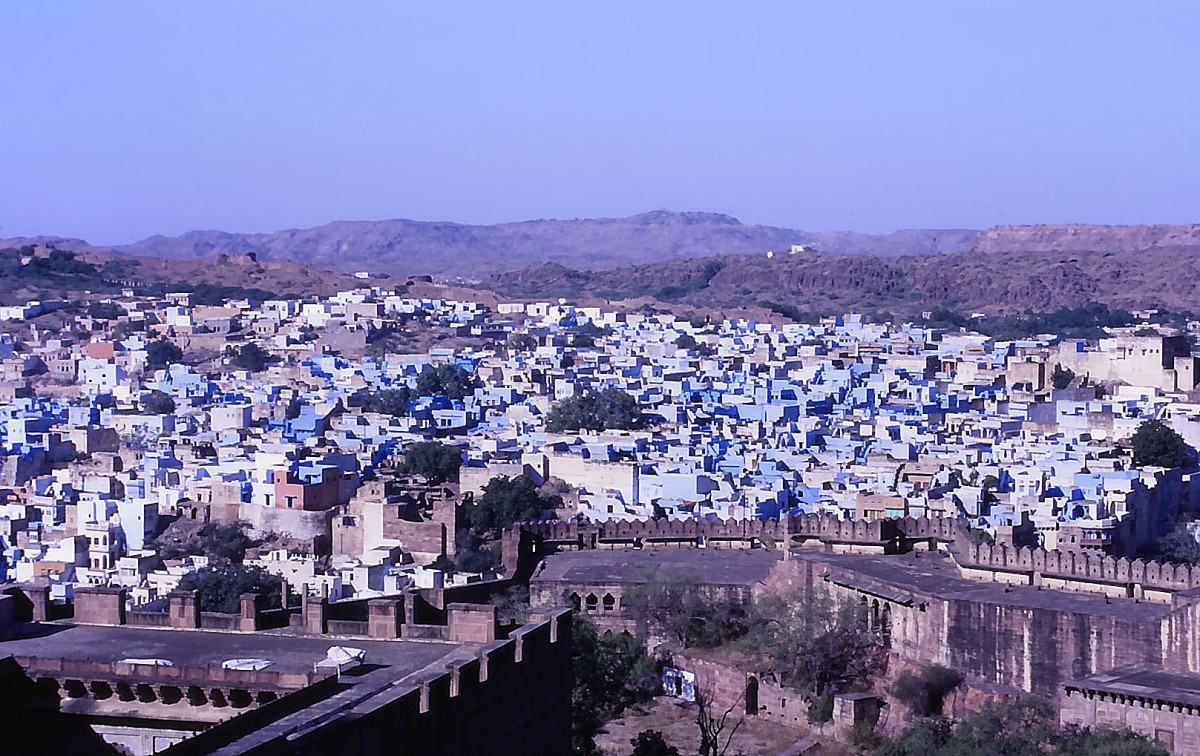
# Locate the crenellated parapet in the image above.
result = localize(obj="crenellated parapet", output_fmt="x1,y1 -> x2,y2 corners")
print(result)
515,513 -> 965,553
515,513 -> 1200,602
953,541 -> 1200,599
161,608 -> 575,755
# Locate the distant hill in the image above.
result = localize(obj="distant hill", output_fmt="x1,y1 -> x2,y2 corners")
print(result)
7,217 -> 1199,317
485,223 -> 1200,317
964,224 -> 1200,255
0,245 -> 376,307
0,212 -> 979,279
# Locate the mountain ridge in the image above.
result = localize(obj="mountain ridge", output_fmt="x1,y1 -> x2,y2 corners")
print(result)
483,228 -> 1200,317
0,211 -> 980,279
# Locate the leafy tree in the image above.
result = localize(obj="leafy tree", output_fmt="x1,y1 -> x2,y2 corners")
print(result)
146,338 -> 184,370
967,527 -> 995,546
488,584 -> 530,625
807,693 -> 835,724
571,614 -> 658,755
1051,364 -> 1075,390
545,386 -> 642,433
160,520 -> 253,565
1158,521 -> 1200,564
568,321 -> 612,347
1130,419 -> 1192,469
630,730 -> 679,756
622,571 -> 749,649
874,716 -> 953,756
891,664 -> 963,716
176,565 -> 283,613
231,343 -> 272,372
1056,725 -> 1173,756
399,441 -> 462,485
87,301 -> 124,320
415,363 -> 474,401
454,536 -> 499,573
361,387 -> 411,417
740,589 -> 883,702
675,333 -> 716,356
27,248 -> 97,275
873,698 -> 1168,756
505,332 -> 539,353
141,390 -> 176,415
469,475 -> 547,536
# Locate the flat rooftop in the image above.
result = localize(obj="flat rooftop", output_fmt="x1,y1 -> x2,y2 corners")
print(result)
1066,665 -> 1200,706
792,549 -> 1174,621
532,547 -> 783,586
0,623 -> 472,678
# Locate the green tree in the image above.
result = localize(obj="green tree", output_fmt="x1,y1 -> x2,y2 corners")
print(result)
176,565 -> 283,613
27,248 -> 96,275
505,332 -> 538,353
1051,363 -> 1075,390
571,614 -> 658,755
740,589 -> 883,703
87,301 -> 124,320
361,387 -> 411,417
675,333 -> 700,351
569,322 -> 612,347
146,338 -> 184,370
469,476 -> 547,536
545,386 -> 642,433
1056,726 -> 1173,756
874,698 -> 1168,756
159,520 -> 253,565
415,363 -> 474,401
630,730 -> 679,756
488,584 -> 530,626
231,343 -> 272,372
1158,521 -> 1200,564
399,441 -> 462,485
675,333 -> 716,356
967,527 -> 995,546
1130,419 -> 1192,468
622,571 -> 749,649
141,390 -> 176,415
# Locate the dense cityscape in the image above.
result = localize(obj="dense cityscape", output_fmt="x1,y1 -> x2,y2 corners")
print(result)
4,3 -> 1198,755
0,268 -> 1196,753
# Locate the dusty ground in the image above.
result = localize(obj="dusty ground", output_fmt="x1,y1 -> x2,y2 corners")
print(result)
595,697 -> 849,756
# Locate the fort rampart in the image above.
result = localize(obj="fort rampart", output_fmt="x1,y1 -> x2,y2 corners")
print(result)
162,608 -> 573,756
516,514 -> 1200,602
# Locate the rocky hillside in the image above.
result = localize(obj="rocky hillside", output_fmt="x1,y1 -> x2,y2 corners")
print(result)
0,212 -> 978,279
0,245 -> 377,306
7,217 -> 1200,316
485,232 -> 1200,317
965,224 -> 1200,255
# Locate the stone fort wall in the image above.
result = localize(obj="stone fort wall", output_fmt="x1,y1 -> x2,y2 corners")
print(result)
164,609 -> 573,756
763,555 -> 1178,700
516,514 -> 1200,600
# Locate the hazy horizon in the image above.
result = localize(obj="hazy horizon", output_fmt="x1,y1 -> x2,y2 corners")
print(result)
3,1 -> 1197,245
10,207 -> 1200,250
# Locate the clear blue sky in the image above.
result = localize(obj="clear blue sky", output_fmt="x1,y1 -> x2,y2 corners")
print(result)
2,1 -> 1197,244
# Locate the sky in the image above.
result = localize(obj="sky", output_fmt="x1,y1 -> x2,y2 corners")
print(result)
2,1 -> 1197,244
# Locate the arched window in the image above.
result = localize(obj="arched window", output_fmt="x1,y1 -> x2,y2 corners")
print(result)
745,677 -> 760,716
569,593 -> 581,611
880,604 -> 893,648
585,593 -> 598,612
602,594 -> 616,612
